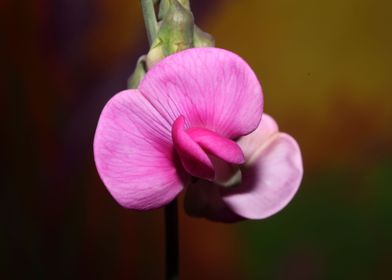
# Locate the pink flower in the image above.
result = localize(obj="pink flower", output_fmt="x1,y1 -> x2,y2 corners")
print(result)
93,48 -> 303,221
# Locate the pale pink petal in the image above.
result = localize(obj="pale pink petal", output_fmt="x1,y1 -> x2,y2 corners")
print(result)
187,127 -> 245,164
94,90 -> 187,210
184,180 -> 244,223
172,116 -> 214,180
139,48 -> 263,138
222,133 -> 303,219
237,114 -> 279,161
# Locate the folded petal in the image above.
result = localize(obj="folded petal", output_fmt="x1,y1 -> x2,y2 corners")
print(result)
222,133 -> 303,219
94,90 -> 187,210
187,127 -> 245,164
184,180 -> 244,223
172,116 -> 215,180
139,47 -> 263,138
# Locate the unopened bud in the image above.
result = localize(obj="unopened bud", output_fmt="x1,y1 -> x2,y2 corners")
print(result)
193,25 -> 215,48
146,38 -> 165,69
158,0 -> 194,56
158,0 -> 190,20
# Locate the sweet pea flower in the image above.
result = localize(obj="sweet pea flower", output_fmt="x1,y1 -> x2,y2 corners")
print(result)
94,47 -> 303,221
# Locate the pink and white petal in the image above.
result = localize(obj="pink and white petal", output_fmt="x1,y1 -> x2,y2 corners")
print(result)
237,114 -> 279,162
139,48 -> 263,138
94,90 -> 187,210
184,180 -> 244,223
222,133 -> 303,219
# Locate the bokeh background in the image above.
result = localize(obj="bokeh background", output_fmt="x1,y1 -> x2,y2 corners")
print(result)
2,0 -> 392,279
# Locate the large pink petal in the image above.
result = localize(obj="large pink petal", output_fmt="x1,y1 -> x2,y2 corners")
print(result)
139,48 -> 263,138
222,133 -> 303,219
94,90 -> 187,210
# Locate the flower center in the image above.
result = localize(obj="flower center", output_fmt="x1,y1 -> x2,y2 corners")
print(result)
172,116 -> 245,186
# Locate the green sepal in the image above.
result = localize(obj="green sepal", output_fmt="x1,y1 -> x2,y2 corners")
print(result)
158,0 -> 190,20
127,55 -> 147,89
158,0 -> 194,56
146,37 -> 165,69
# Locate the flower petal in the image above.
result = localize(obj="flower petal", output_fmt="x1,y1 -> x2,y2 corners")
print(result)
94,90 -> 186,210
139,47 -> 263,138
237,114 -> 279,162
184,180 -> 244,223
172,116 -> 215,180
187,127 -> 245,164
222,133 -> 303,219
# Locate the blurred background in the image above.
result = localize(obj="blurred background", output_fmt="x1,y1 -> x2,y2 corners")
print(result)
1,0 -> 391,279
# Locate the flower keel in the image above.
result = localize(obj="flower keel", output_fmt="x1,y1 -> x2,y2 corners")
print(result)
172,115 -> 245,182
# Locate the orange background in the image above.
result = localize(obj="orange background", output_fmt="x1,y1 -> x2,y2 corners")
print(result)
1,0 -> 391,279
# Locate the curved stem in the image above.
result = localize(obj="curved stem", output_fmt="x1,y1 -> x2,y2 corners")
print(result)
165,199 -> 179,280
140,0 -> 158,46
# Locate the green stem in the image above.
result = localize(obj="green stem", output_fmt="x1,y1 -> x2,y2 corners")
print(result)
140,0 -> 158,46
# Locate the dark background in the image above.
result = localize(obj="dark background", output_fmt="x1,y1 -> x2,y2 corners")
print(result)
1,0 -> 392,279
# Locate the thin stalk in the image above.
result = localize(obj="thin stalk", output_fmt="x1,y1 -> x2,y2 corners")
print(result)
140,2 -> 179,279
165,199 -> 179,280
140,0 -> 158,45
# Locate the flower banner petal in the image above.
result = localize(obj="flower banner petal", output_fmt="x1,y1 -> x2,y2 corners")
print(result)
139,47 -> 263,138
94,90 -> 186,210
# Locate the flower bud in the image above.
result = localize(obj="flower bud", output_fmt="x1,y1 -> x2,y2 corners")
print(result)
158,0 -> 190,20
158,0 -> 194,56
146,38 -> 165,69
127,55 -> 147,88
193,25 -> 215,48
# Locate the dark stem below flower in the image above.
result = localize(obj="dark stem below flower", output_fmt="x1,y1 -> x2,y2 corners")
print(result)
165,199 -> 179,280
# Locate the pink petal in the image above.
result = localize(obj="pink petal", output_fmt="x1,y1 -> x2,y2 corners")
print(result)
187,127 -> 245,164
94,90 -> 187,210
222,133 -> 303,219
139,48 -> 263,139
237,114 -> 279,161
172,116 -> 215,180
184,180 -> 244,223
